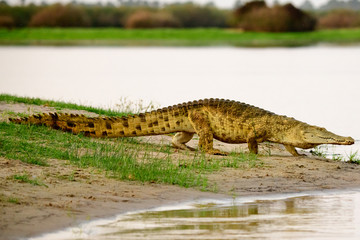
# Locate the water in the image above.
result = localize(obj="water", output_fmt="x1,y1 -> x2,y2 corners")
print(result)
31,189 -> 360,240
311,141 -> 360,160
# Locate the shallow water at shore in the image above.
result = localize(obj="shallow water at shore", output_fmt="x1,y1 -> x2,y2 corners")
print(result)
309,140 -> 360,160
32,189 -> 360,240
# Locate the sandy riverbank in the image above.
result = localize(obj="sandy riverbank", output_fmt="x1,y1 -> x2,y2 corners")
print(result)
1,102 -> 360,240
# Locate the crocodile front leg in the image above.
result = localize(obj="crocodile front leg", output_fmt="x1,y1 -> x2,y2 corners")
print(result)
188,110 -> 227,156
284,144 -> 302,156
247,138 -> 259,154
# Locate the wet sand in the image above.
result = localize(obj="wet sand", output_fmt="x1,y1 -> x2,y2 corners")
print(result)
1,102 -> 360,240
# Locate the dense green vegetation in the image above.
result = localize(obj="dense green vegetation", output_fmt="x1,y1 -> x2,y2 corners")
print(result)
1,28 -> 360,47
0,95 -> 262,191
1,1 -> 360,46
0,93 -> 127,116
0,2 -> 229,29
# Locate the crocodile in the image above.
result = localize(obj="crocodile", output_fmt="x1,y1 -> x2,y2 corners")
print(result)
9,98 -> 354,156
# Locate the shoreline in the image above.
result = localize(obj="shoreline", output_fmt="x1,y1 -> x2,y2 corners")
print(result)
1,101 -> 360,240
0,157 -> 225,240
3,151 -> 360,240
31,187 -> 360,240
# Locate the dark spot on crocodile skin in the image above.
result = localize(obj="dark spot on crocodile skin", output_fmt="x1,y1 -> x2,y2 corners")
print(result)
122,119 -> 129,128
158,115 -> 163,119
34,115 -> 42,120
148,123 -> 153,128
106,122 -> 112,130
83,131 -> 90,137
119,131 -> 125,136
132,131 -> 136,135
153,120 -> 158,126
166,123 -> 170,128
149,129 -> 155,133
174,112 -> 179,117
50,113 -> 58,120
136,125 -> 141,131
102,131 -> 108,136
161,127 -> 166,131
139,114 -> 146,122
176,121 -> 181,126
67,121 -> 76,127
164,116 -> 169,121
88,122 -> 95,128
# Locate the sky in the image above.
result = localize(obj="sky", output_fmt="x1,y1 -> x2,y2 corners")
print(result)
7,0 -> 333,8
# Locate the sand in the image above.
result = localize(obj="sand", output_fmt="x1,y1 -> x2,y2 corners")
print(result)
1,102 -> 360,240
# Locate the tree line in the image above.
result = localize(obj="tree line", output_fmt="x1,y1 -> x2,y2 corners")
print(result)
0,0 -> 359,31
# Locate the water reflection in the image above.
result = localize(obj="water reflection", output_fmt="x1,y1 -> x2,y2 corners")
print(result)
34,190 -> 360,240
107,192 -> 359,240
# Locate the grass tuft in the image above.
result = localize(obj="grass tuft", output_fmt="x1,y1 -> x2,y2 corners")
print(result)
12,173 -> 48,187
347,151 -> 360,164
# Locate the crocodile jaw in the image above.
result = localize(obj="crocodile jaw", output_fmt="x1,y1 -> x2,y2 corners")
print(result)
302,127 -> 355,146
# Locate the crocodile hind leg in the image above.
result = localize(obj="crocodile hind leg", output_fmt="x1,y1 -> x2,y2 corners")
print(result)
188,110 -> 227,156
172,132 -> 195,151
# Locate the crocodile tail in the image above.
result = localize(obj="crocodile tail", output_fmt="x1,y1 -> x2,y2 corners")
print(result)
9,109 -> 191,138
9,113 -> 63,129
9,113 -> 100,136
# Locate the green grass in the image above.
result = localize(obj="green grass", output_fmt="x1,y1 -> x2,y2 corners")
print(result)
311,146 -> 360,164
0,122 -> 261,190
7,197 -> 20,204
347,151 -> 360,164
12,173 -> 48,187
0,28 -> 360,47
0,96 -> 263,191
0,194 -> 21,204
0,93 -> 128,117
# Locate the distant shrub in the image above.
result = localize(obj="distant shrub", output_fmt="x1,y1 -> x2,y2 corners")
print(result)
234,2 -> 316,32
318,9 -> 360,29
0,5 -> 40,27
125,10 -> 181,28
84,6 -> 133,28
234,0 -> 266,17
164,3 -> 228,28
0,15 -> 14,29
29,4 -> 90,27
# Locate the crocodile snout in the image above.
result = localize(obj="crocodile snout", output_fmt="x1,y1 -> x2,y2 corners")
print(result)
345,137 -> 355,145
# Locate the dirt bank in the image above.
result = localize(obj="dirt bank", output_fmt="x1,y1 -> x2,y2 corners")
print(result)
1,102 -> 360,240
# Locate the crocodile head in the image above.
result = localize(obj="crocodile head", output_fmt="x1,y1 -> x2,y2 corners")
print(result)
290,125 -> 354,149
274,124 -> 355,149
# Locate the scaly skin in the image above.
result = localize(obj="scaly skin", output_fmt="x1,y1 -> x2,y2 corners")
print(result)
9,99 -> 355,156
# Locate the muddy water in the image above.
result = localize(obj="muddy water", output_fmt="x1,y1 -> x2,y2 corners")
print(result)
32,189 -> 360,240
